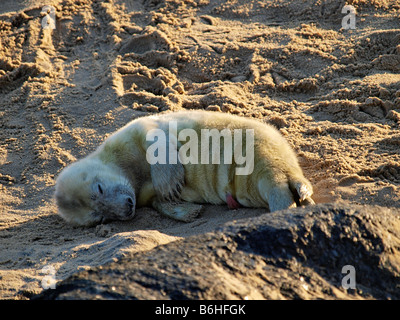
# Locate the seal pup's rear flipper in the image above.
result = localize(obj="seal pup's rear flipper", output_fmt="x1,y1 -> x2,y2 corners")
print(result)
288,177 -> 315,207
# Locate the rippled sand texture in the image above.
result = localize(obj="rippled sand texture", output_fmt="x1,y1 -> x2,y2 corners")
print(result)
0,0 -> 399,299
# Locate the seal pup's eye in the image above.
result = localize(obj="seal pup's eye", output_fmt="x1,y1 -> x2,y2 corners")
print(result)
97,183 -> 104,195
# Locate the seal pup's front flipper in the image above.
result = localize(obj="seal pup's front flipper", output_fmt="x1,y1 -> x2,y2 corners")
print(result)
150,162 -> 185,201
151,200 -> 204,222
147,125 -> 185,202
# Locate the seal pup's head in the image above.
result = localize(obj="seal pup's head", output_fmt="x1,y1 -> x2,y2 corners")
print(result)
55,158 -> 135,226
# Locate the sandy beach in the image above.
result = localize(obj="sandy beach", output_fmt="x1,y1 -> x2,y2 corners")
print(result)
0,0 -> 399,299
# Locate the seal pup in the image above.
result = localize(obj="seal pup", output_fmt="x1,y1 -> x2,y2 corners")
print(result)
55,110 -> 314,226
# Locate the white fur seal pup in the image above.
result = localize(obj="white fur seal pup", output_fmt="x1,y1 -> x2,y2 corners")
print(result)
55,110 -> 314,226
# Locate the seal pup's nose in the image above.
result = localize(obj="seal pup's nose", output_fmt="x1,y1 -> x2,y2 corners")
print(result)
126,197 -> 134,212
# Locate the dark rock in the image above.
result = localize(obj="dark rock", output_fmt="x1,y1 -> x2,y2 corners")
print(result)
34,204 -> 400,300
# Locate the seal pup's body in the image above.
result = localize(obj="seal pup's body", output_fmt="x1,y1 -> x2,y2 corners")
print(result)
55,110 -> 314,226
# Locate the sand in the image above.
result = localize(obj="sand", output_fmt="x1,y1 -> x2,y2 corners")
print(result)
0,0 -> 399,299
